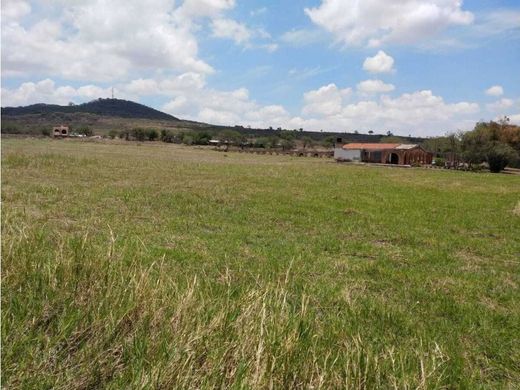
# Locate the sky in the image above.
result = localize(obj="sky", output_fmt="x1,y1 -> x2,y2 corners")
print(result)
1,0 -> 520,137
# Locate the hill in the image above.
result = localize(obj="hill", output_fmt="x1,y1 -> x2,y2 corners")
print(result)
1,98 -> 425,145
2,98 -> 179,121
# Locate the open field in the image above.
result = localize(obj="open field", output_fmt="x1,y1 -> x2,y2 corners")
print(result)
2,138 -> 520,388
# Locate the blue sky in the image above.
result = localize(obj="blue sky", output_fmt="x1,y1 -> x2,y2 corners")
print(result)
2,0 -> 520,136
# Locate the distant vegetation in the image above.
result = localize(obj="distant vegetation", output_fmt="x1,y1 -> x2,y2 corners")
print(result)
423,118 -> 520,172
2,98 -> 179,121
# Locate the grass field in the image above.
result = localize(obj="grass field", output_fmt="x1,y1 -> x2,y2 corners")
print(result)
2,138 -> 520,389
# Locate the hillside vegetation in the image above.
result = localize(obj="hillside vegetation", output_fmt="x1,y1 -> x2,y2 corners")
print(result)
1,98 -> 423,145
2,139 -> 520,388
2,98 -> 179,121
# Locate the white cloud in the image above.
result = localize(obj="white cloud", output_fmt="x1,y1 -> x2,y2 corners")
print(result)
1,0 -> 31,21
293,88 -> 480,136
177,0 -> 235,18
509,114 -> 520,125
3,77 -> 487,137
302,84 -> 351,116
211,18 -> 252,45
357,79 -> 395,94
0,79 -> 117,106
280,28 -> 324,46
363,51 -> 395,73
487,98 -> 514,112
209,18 -> 278,50
472,10 -> 520,38
485,85 -> 504,97
304,0 -> 474,47
1,0 -> 215,81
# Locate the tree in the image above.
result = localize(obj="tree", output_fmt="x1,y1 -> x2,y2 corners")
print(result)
280,139 -> 295,151
386,131 -> 394,136
486,143 -> 518,173
77,126 -> 93,136
108,130 -> 119,139
368,130 -> 374,135
301,136 -> 315,149
160,129 -> 175,143
217,129 -> 243,145
254,137 -> 269,148
461,121 -> 520,172
147,129 -> 159,141
321,136 -> 336,148
131,128 -> 147,141
193,131 -> 212,145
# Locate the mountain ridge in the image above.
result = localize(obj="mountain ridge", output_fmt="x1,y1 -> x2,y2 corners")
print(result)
1,98 -> 179,121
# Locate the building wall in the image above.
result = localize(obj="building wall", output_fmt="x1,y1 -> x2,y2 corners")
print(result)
334,148 -> 361,161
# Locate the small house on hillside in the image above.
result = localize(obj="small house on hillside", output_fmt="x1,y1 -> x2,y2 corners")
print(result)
334,141 -> 432,165
53,125 -> 69,137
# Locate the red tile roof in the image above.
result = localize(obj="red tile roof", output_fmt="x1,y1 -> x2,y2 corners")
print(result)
342,143 -> 400,150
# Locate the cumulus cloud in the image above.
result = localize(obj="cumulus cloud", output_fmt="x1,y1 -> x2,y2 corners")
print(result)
1,79 -> 117,106
485,85 -> 504,96
2,76 -> 486,136
1,0 -> 215,81
1,0 -> 31,21
210,18 -> 277,49
487,98 -> 514,112
1,0 -> 275,82
211,18 -> 253,44
357,79 -> 395,94
280,28 -> 325,46
293,88 -> 480,136
363,51 -> 395,73
304,0 -> 474,47
302,84 -> 351,116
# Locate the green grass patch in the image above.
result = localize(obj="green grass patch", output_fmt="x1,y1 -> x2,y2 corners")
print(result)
2,139 -> 520,388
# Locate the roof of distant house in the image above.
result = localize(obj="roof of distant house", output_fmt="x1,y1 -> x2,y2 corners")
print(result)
342,143 -> 400,150
342,143 -> 421,151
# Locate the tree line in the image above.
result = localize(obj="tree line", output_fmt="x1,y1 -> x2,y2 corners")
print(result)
422,118 -> 520,172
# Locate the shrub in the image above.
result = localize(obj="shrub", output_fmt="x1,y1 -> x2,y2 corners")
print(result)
182,134 -> 194,145
77,126 -> 93,136
160,129 -> 175,143
131,128 -> 147,141
433,157 -> 445,167
486,143 -> 518,173
41,128 -> 51,137
147,129 -> 159,141
108,130 -> 119,139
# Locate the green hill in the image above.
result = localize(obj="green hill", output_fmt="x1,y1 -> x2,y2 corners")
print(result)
2,98 -> 179,121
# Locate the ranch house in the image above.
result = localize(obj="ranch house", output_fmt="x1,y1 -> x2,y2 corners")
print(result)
334,142 -> 433,165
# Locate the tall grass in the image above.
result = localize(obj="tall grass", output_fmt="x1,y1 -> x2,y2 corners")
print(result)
2,139 -> 520,388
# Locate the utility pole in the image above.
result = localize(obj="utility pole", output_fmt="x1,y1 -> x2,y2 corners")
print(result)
111,87 -> 114,99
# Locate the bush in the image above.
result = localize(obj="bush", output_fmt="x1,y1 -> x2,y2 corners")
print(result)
254,137 -> 269,148
160,129 -> 175,143
182,134 -> 194,145
41,128 -> 51,137
433,157 -> 445,167
486,143 -> 518,173
193,131 -> 212,145
1,124 -> 21,134
108,130 -> 119,139
147,129 -> 159,141
131,128 -> 147,141
77,126 -> 93,136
